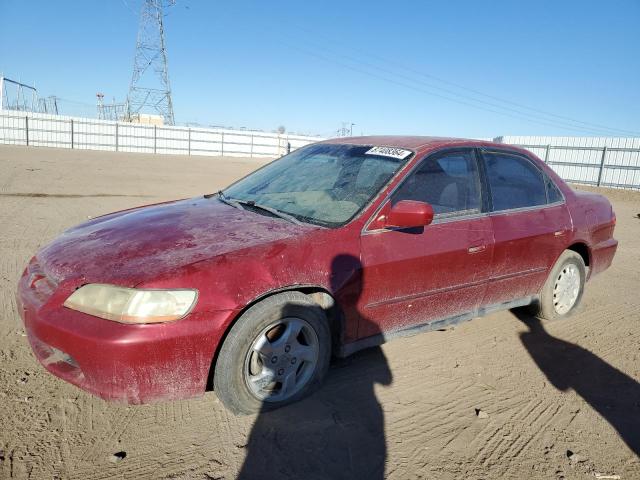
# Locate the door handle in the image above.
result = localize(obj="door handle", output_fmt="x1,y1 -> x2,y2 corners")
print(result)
554,229 -> 566,237
468,245 -> 486,254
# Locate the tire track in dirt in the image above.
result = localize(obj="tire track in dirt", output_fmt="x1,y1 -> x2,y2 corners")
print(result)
78,408 -> 138,463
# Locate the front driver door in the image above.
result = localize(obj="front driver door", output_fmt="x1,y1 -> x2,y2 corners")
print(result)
358,149 -> 494,339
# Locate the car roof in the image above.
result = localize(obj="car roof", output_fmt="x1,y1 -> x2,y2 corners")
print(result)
317,135 -> 499,151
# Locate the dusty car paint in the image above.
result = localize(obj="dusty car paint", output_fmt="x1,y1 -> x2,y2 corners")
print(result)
17,136 -> 617,403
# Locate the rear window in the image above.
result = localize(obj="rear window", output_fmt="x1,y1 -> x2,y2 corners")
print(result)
545,175 -> 564,203
483,152 -> 547,211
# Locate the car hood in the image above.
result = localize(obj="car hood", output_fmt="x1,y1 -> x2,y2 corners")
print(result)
36,197 -> 314,286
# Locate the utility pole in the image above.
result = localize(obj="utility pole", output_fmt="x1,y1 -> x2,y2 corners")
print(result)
126,0 -> 175,125
337,122 -> 355,137
96,93 -> 105,118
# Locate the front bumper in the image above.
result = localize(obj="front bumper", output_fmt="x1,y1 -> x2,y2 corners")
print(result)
17,260 -> 238,404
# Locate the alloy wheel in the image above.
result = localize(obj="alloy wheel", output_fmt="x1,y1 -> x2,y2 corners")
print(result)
243,317 -> 319,402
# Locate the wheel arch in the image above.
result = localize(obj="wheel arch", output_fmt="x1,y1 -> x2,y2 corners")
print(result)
205,285 -> 345,391
567,241 -> 591,267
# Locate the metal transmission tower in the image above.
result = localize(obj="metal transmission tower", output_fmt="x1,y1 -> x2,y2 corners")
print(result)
0,77 -> 38,112
126,0 -> 175,125
97,93 -> 127,121
38,96 -> 59,115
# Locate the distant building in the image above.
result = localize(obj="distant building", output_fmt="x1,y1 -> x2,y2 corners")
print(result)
129,113 -> 164,126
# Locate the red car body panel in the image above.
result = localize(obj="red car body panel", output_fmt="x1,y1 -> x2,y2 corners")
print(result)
16,137 -> 618,403
359,214 -> 494,338
483,204 -> 571,305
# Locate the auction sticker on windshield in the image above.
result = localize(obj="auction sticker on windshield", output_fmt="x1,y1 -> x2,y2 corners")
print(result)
365,146 -> 413,160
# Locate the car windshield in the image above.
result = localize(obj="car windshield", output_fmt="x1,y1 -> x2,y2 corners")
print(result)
223,143 -> 412,227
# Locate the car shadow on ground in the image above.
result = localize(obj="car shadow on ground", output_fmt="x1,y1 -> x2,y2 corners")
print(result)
237,253 -> 392,480
512,307 -> 640,457
236,346 -> 391,480
238,274 -> 640,479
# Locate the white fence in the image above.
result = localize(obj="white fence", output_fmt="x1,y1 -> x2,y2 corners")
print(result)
0,110 -> 321,158
1,110 -> 639,190
497,136 -> 640,190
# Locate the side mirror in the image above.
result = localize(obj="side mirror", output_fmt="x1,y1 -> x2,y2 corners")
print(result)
385,200 -> 434,229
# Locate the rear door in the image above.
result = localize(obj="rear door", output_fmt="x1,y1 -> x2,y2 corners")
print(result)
479,149 -> 571,306
358,148 -> 494,338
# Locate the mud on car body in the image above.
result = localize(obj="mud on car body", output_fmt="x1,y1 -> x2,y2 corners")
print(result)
17,136 -> 617,413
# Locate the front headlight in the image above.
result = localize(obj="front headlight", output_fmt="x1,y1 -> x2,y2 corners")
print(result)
63,284 -> 198,324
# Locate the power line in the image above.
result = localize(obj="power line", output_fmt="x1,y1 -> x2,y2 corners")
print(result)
277,26 -> 639,137
55,97 -> 96,107
120,0 -> 137,16
362,51 -> 640,137
279,41 -> 623,136
285,25 -> 640,136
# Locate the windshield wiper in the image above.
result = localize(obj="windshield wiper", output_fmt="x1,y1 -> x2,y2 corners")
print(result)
206,191 -> 302,225
232,199 -> 303,226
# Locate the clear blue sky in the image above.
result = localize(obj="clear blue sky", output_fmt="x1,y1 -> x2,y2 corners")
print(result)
1,0 -> 638,138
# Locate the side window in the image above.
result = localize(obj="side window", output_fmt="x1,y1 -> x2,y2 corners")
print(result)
545,175 -> 563,203
483,152 -> 547,211
393,151 -> 481,216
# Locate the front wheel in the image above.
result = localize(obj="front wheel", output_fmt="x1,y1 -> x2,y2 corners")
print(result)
213,291 -> 331,415
531,250 -> 586,321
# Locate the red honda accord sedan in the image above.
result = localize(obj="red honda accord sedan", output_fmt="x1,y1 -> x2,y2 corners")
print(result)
17,137 -> 617,413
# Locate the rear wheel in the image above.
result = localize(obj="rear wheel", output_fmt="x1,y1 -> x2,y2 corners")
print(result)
531,250 -> 586,321
214,291 -> 331,415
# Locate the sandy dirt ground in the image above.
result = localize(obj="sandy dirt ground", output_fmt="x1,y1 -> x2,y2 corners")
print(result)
0,145 -> 638,480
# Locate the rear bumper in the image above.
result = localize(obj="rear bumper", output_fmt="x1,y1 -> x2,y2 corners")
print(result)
590,238 -> 618,277
17,267 -> 238,404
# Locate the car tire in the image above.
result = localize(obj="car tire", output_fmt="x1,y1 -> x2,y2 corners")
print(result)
531,250 -> 586,321
213,291 -> 331,415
